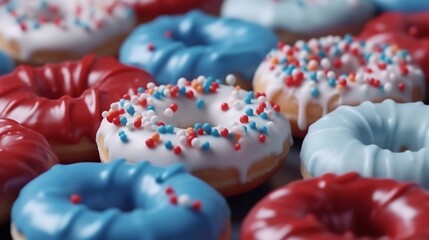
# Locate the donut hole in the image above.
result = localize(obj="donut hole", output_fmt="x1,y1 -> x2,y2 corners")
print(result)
312,200 -> 385,238
79,191 -> 134,213
354,118 -> 424,153
31,73 -> 89,99
171,29 -> 209,47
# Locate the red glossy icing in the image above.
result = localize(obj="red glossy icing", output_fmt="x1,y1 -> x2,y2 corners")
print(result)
0,55 -> 154,145
242,173 -> 429,240
123,0 -> 222,22
0,118 -> 58,223
359,12 -> 429,78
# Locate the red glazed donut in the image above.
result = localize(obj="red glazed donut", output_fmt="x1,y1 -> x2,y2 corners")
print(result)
0,118 -> 58,224
121,0 -> 222,22
359,12 -> 429,79
0,55 -> 154,163
242,173 -> 429,240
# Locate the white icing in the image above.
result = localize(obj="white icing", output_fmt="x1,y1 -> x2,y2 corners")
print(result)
96,77 -> 293,183
221,0 -> 375,36
0,0 -> 135,61
255,35 -> 426,130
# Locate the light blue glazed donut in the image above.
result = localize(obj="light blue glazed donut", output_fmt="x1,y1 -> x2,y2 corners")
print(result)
11,160 -> 230,240
301,99 -> 429,188
119,10 -> 277,86
0,50 -> 14,76
374,0 -> 429,12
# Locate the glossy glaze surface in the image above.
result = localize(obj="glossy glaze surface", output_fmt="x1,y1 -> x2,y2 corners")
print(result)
301,100 -> 429,188
0,118 -> 58,223
0,55 -> 153,144
221,0 -> 375,36
12,159 -> 230,240
121,0 -> 222,22
360,12 -> 429,79
120,11 -> 277,85
373,0 -> 429,12
242,173 -> 429,239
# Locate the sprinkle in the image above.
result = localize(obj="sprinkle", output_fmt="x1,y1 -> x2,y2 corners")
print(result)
249,121 -> 257,130
173,146 -> 182,154
164,108 -> 174,118
225,74 -> 236,85
259,134 -> 266,143
70,194 -> 82,204
259,126 -> 268,134
158,125 -> 166,134
310,87 -> 320,97
191,200 -> 202,211
165,125 -> 175,133
211,129 -> 220,137
240,115 -> 249,123
234,143 -> 241,151
260,112 -> 268,120
145,138 -> 155,148
164,140 -> 173,150
118,130 -> 129,143
147,43 -> 155,51
221,103 -> 229,111
195,98 -> 205,109
169,103 -> 178,112
201,142 -> 210,151
191,138 -> 201,148
220,128 -> 229,137
203,123 -> 212,134
398,82 -> 405,92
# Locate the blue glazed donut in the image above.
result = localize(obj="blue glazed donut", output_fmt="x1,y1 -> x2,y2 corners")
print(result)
0,50 -> 14,76
300,100 -> 429,188
11,160 -> 231,240
119,10 -> 277,88
374,0 -> 429,12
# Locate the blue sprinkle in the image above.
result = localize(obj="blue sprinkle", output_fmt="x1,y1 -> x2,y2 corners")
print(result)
32,21 -> 40,29
302,44 -> 311,52
137,87 -> 145,93
164,140 -> 173,149
201,142 -> 210,151
249,121 -> 257,130
311,87 -> 320,97
147,105 -> 155,111
120,116 -> 127,126
260,112 -> 268,120
211,129 -> 220,137
195,99 -> 205,109
245,108 -> 254,116
126,106 -> 135,116
203,84 -> 211,93
194,123 -> 202,131
309,72 -> 317,81
119,99 -> 127,107
243,126 -> 248,133
158,125 -> 166,134
280,58 -> 287,64
179,86 -> 187,95
259,126 -> 268,134
165,125 -> 174,134
203,123 -> 212,134
244,97 -> 252,104
215,79 -> 222,84
229,133 -> 235,140
118,131 -> 128,143
328,78 -> 337,87
344,34 -> 353,44
318,50 -> 326,58
152,91 -> 162,99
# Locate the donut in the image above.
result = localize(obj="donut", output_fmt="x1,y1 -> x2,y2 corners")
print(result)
0,0 -> 136,65
0,118 -> 58,224
119,10 -> 277,89
242,172 -> 429,240
253,35 -> 426,138
301,100 -> 429,188
120,0 -> 223,23
96,76 -> 293,196
221,0 -> 375,43
359,12 -> 429,83
373,0 -> 429,12
0,49 -> 14,76
0,55 -> 154,164
11,159 -> 231,240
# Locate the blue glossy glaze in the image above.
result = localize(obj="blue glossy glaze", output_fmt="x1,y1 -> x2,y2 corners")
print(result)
12,160 -> 230,240
0,50 -> 14,76
120,10 -> 277,85
374,0 -> 429,12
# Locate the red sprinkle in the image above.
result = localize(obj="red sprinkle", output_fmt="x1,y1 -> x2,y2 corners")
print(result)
192,200 -> 202,211
169,195 -> 178,205
221,103 -> 229,111
220,128 -> 229,137
133,118 -> 142,128
377,62 -> 387,70
173,146 -> 182,155
170,103 -> 178,112
145,138 -> 155,148
273,104 -> 281,112
234,143 -> 241,151
259,134 -> 266,143
70,194 -> 82,204
147,43 -> 155,51
139,98 -> 148,107
240,115 -> 249,123
165,187 -> 174,195
398,82 -> 406,92
186,90 -> 194,99
333,59 -> 342,68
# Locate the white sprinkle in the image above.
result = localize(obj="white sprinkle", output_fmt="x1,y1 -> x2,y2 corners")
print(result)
179,136 -> 187,146
258,96 -> 267,103
126,122 -> 134,130
191,138 -> 201,148
176,129 -> 187,138
177,77 -> 187,86
384,83 -> 393,92
197,75 -> 206,84
146,110 -> 156,118
226,74 -> 236,86
327,71 -> 336,79
321,58 -> 331,69
143,121 -> 152,129
164,108 -> 174,118
110,102 -> 119,110
233,100 -> 243,110
163,89 -> 171,97
146,82 -> 155,89
150,116 -> 159,124
178,194 -> 190,206
102,111 -> 108,118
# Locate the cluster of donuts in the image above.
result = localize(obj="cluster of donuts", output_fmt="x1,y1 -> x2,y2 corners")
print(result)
1,0 -> 429,239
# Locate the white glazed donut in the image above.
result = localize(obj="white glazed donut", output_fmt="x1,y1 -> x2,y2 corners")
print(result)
96,76 -> 293,196
0,0 -> 135,64
253,35 -> 426,137
221,0 -> 375,42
